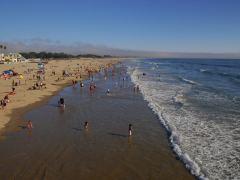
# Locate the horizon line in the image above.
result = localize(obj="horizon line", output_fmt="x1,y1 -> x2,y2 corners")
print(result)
0,40 -> 240,59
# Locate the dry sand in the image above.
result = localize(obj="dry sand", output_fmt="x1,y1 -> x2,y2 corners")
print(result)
0,58 -> 119,136
0,63 -> 194,179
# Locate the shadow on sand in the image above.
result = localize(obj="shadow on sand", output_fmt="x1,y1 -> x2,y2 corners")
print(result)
18,125 -> 27,129
72,127 -> 82,131
108,132 -> 128,138
48,103 -> 59,108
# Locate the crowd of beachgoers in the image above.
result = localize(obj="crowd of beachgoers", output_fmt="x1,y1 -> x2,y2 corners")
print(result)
0,58 -> 119,132
54,64 -> 141,136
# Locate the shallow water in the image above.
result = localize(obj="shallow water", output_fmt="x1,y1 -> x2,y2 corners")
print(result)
0,65 -> 193,180
127,59 -> 240,179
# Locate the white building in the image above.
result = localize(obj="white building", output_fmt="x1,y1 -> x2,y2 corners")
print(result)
3,53 -> 27,63
0,53 -> 4,62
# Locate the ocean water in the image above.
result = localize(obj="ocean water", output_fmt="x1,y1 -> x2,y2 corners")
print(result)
127,59 -> 240,180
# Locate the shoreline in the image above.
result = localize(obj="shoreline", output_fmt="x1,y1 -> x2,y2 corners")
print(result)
0,63 -> 194,179
0,58 -> 120,139
0,81 -> 68,139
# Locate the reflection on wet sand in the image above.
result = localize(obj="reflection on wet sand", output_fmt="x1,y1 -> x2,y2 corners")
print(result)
0,65 -> 194,180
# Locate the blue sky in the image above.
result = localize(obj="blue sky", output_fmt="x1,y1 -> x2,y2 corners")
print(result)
1,0 -> 240,54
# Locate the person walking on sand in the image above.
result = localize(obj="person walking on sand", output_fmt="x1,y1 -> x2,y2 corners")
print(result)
4,95 -> 10,103
0,99 -> 7,110
128,124 -> 133,136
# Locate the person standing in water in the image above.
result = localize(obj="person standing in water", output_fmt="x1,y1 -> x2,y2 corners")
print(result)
136,85 -> 140,92
128,124 -> 133,136
80,81 -> 84,87
58,97 -> 65,107
27,120 -> 33,129
84,121 -> 89,129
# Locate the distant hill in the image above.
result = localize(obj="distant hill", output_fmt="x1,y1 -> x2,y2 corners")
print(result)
20,52 -> 114,59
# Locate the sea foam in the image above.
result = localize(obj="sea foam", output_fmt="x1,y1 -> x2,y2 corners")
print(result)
127,59 -> 240,180
128,67 -> 208,179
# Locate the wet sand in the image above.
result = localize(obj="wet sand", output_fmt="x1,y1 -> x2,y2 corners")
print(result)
0,58 -> 118,136
0,65 -> 194,180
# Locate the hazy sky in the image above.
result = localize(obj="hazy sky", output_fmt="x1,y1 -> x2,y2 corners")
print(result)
1,0 -> 240,54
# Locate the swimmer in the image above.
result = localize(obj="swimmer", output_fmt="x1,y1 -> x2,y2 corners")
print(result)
128,124 -> 133,136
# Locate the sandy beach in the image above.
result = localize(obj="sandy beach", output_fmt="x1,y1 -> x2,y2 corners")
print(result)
0,58 -> 119,137
0,64 -> 194,179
